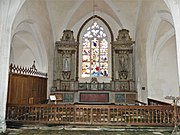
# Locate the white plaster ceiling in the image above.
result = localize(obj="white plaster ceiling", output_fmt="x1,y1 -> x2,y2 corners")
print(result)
45,0 -> 142,41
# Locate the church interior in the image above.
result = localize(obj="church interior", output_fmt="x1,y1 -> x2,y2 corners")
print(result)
1,0 -> 180,133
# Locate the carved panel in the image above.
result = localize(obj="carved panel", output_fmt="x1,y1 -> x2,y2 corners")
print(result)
119,70 -> 128,80
55,80 -> 61,90
54,30 -> 78,84
78,83 -> 87,90
115,81 -> 120,91
104,83 -> 111,90
62,71 -> 71,80
119,82 -> 129,91
112,29 -> 134,81
126,94 -> 136,103
130,81 -> 135,91
61,82 -> 70,90
61,30 -> 75,41
115,94 -> 125,103
78,83 -> 111,90
114,29 -> 135,48
63,93 -> 74,102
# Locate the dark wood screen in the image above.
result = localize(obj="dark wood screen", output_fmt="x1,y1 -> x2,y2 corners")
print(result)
7,62 -> 47,104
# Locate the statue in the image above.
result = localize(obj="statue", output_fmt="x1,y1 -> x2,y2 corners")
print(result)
119,53 -> 128,71
63,58 -> 70,71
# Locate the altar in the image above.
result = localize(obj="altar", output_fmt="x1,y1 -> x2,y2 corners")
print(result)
52,29 -> 136,105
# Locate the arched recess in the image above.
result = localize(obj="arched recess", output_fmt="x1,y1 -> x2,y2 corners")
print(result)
147,11 -> 174,69
10,20 -> 48,72
146,11 -> 178,101
77,15 -> 113,82
164,0 -> 180,87
152,35 -> 179,100
10,31 -> 37,66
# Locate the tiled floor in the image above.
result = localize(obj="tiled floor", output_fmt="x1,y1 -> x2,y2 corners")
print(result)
1,129 -> 173,135
1,126 -> 177,135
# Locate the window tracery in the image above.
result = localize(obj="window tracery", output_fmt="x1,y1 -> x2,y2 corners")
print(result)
82,22 -> 108,78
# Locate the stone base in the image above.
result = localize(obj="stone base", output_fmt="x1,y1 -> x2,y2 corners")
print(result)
50,91 -> 137,105
0,119 -> 6,133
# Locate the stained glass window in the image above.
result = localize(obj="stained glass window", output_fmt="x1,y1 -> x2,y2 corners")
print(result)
82,22 -> 108,78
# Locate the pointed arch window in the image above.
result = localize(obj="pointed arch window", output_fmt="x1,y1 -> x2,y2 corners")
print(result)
82,22 -> 108,78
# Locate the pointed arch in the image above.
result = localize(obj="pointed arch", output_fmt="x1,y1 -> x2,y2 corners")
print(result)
77,15 -> 113,82
11,20 -> 48,72
77,15 -> 114,42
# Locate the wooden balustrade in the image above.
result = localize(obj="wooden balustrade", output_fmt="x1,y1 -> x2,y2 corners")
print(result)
6,104 -> 176,126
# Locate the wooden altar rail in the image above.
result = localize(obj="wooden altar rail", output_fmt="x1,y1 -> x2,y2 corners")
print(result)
6,104 -> 179,126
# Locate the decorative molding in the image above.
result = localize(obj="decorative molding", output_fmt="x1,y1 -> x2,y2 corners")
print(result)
112,29 -> 134,81
119,70 -> 128,80
56,30 -> 78,52
112,29 -> 135,50
62,71 -> 71,80
61,30 -> 75,41
59,50 -> 75,56
9,61 -> 47,78
91,77 -> 98,83
77,15 -> 114,42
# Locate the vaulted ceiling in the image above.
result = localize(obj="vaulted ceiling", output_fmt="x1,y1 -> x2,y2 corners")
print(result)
12,0 -> 172,70
45,0 -> 141,40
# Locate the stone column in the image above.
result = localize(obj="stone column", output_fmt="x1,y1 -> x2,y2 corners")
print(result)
129,52 -> 133,80
0,0 -> 25,132
114,52 -> 119,80
72,52 -> 75,80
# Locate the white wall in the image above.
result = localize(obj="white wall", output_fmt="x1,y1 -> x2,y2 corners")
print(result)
0,0 -> 26,132
11,0 -> 54,96
149,36 -> 179,101
135,0 -> 179,103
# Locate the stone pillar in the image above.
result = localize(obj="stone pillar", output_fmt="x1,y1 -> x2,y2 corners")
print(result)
129,52 -> 133,80
114,52 -> 119,80
0,0 -> 25,132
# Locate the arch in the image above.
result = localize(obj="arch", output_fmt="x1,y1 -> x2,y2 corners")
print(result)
146,10 -> 176,100
64,0 -> 123,36
11,31 -> 38,66
72,12 -> 121,40
103,0 -> 123,28
77,15 -> 113,82
146,11 -> 174,67
77,15 -> 114,42
11,20 -> 48,72
152,28 -> 175,65
146,11 -> 174,79
61,0 -> 85,30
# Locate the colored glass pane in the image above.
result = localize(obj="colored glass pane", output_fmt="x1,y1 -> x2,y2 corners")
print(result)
82,22 -> 108,77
